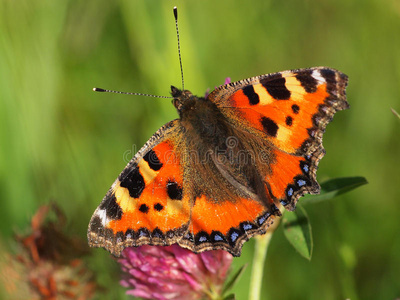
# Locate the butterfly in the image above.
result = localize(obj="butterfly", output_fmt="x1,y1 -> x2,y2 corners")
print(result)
88,65 -> 349,257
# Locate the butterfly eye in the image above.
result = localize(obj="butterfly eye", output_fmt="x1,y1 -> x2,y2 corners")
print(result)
173,98 -> 185,113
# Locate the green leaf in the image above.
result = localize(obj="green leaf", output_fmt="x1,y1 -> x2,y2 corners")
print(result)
302,176 -> 368,205
223,264 -> 248,295
283,205 -> 313,260
223,294 -> 236,300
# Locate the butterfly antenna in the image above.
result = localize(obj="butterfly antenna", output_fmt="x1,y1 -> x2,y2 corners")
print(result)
174,6 -> 184,91
93,8 -> 184,98
93,87 -> 172,99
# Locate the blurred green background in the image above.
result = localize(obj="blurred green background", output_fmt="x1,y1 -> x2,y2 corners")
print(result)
1,0 -> 399,299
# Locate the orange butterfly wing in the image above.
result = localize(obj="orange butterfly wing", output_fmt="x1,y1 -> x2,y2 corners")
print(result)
178,194 -> 277,256
88,120 -> 192,256
88,119 -> 277,257
208,67 -> 349,210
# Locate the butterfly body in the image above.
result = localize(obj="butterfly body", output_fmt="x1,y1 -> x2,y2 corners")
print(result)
88,67 -> 348,256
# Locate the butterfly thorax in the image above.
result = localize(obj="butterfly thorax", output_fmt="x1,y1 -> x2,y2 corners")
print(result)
171,86 -> 232,148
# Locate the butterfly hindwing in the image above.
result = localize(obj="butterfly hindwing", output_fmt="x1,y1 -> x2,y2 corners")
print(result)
267,147 -> 322,210
178,194 -> 278,256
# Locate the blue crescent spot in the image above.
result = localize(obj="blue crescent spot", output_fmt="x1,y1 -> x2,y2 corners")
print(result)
214,234 -> 224,241
303,164 -> 309,173
230,232 -> 239,242
297,179 -> 307,187
258,216 -> 267,225
287,187 -> 294,197
199,236 -> 207,242
243,224 -> 253,231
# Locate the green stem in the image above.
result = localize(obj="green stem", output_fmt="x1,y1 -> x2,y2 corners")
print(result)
248,231 -> 273,300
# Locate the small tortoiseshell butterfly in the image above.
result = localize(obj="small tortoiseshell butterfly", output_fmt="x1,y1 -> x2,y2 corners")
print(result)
88,8 -> 348,257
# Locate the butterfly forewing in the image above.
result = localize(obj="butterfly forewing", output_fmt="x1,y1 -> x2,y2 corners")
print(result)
88,120 -> 192,256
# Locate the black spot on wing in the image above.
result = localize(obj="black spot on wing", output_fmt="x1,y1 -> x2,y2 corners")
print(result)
291,104 -> 300,114
285,116 -> 293,126
154,203 -> 164,211
183,232 -> 194,243
139,204 -> 149,213
295,70 -> 318,93
320,68 -> 336,83
143,149 -> 163,171
137,227 -> 150,238
242,85 -> 260,105
167,180 -> 183,200
260,75 -> 291,100
89,216 -> 103,232
125,229 -> 135,240
261,117 -> 279,137
152,228 -> 164,239
99,194 -> 123,220
320,68 -> 339,95
119,165 -> 145,198
116,231 -> 125,243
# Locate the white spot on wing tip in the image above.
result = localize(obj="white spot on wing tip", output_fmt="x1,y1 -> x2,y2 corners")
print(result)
96,209 -> 109,226
312,70 -> 326,83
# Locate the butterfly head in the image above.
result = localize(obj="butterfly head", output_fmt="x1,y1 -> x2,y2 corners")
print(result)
171,85 -> 197,116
